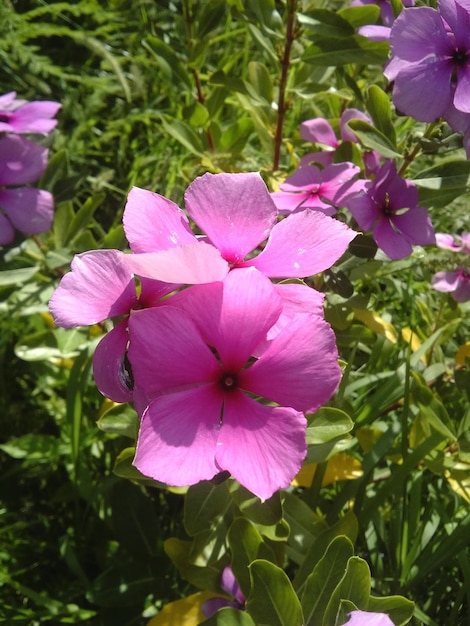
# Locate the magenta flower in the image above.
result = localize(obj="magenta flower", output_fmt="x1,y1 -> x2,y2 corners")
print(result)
123,172 -> 357,281
271,163 -> 365,216
385,0 -> 470,123
0,91 -> 60,135
345,610 -> 394,626
432,266 -> 470,302
128,268 -> 342,500
202,566 -> 245,618
436,231 -> 470,254
345,160 -> 435,260
0,134 -> 54,245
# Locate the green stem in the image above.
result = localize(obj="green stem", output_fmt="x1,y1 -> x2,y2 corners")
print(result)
273,0 -> 297,171
398,121 -> 440,177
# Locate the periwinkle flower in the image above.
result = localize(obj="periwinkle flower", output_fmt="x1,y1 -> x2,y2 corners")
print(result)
385,0 -> 470,124
345,160 -> 435,260
128,268 -> 342,501
436,231 -> 470,254
202,566 -> 245,618
345,610 -> 394,626
0,91 -> 60,135
0,134 -> 54,245
432,266 -> 470,302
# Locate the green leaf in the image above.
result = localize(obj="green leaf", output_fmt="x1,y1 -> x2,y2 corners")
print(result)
65,192 -> 105,245
0,266 -> 38,286
303,36 -> 389,67
283,493 -> 328,566
347,119 -> 401,158
159,117 -> 205,156
301,536 -> 355,626
338,5 -> 381,28
201,607 -> 256,626
96,404 -> 139,439
366,85 -> 396,145
367,595 -> 415,626
300,9 -> 354,38
164,537 -> 224,593
228,518 -> 276,598
247,61 -> 273,104
246,560 -> 303,626
184,480 -> 232,537
413,160 -> 470,207
231,484 -> 283,526
113,447 -> 168,488
323,556 -> 371,625
306,408 -> 354,445
294,513 -> 358,592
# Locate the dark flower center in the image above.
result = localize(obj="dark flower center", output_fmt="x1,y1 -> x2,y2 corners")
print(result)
381,192 -> 393,216
219,372 -> 239,392
0,113 -> 10,123
119,353 -> 134,390
453,49 -> 468,66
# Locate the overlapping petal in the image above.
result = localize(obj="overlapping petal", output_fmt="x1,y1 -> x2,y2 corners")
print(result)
0,188 -> 53,235
123,186 -> 196,253
49,250 -> 138,327
242,210 -> 357,278
0,135 -> 49,185
184,172 -> 277,263
92,320 -> 133,403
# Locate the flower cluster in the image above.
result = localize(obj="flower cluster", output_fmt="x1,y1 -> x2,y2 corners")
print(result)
432,231 -> 470,302
0,91 -> 60,245
385,0 -> 470,155
271,113 -> 435,261
50,172 -> 357,500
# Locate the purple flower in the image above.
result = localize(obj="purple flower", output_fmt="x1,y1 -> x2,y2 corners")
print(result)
0,91 -> 60,135
128,268 -> 342,501
0,134 -> 54,245
345,160 -> 435,260
202,567 -> 245,618
432,266 -> 470,302
271,163 -> 365,216
345,610 -> 394,626
385,0 -> 470,123
353,0 -> 415,40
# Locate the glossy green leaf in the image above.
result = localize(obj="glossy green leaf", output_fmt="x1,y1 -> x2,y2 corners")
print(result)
347,119 -> 401,158
413,160 -> 470,207
0,266 -> 38,286
283,493 -> 328,566
301,536 -> 355,626
228,518 -> 276,597
306,408 -> 354,445
201,607 -> 256,626
323,556 -> 370,625
246,560 -> 303,626
303,37 -> 388,66
231,484 -> 283,526
159,117 -> 205,156
366,85 -> 396,145
96,404 -> 139,439
367,595 -> 415,626
184,480 -> 232,537
164,537 -> 224,593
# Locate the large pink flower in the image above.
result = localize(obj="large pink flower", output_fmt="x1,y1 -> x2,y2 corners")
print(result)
345,610 -> 394,626
123,172 -> 357,282
128,269 -> 342,500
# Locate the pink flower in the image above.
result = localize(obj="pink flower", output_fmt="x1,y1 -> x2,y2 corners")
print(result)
271,163 -> 365,216
123,172 -> 357,281
432,266 -> 470,302
128,268 -> 342,500
345,160 -> 435,259
345,610 -> 394,626
0,91 -> 60,135
202,566 -> 245,618
0,134 -> 54,245
436,231 -> 470,254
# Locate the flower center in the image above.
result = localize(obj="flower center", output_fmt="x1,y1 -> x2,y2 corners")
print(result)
0,113 -> 10,123
381,192 -> 393,216
219,372 -> 238,392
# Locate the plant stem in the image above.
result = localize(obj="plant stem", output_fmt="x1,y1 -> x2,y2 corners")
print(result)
273,0 -> 297,171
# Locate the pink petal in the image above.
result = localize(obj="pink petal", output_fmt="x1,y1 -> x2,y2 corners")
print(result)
242,314 -> 341,413
184,172 -> 277,264
346,610 -> 394,626
49,250 -> 137,328
9,101 -> 61,134
279,165 -> 322,192
373,218 -> 413,259
0,213 -> 14,245
299,118 -> 338,147
435,233 -> 462,251
0,91 -> 17,110
122,242 -> 230,284
127,306 -> 220,398
270,190 -> 319,215
92,320 -> 133,403
340,109 -> 372,142
243,210 -> 357,278
134,386 -> 222,486
299,151 -> 335,168
389,7 -> 451,61
347,192 -> 379,231
358,25 -> 391,41
168,268 -> 283,371
123,186 -> 196,253
0,135 -> 48,185
0,188 -> 53,235
431,269 -> 462,292
216,391 -> 307,501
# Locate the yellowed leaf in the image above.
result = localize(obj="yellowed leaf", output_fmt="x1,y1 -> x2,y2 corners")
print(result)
446,470 -> 470,504
402,327 -> 426,364
146,591 -> 219,626
353,308 -> 397,343
456,341 -> 470,366
292,453 -> 363,488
